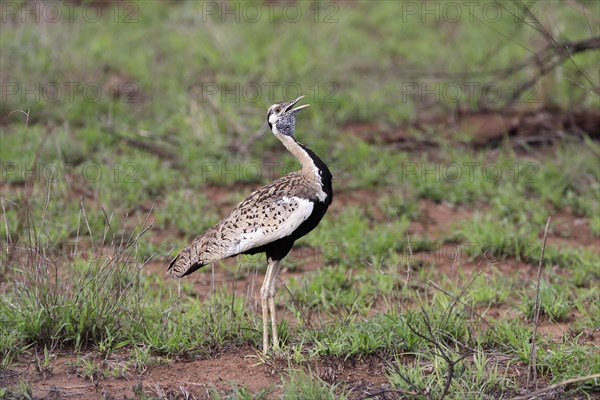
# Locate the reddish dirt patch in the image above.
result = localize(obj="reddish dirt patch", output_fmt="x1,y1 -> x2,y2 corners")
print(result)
409,199 -> 477,239
6,348 -> 281,400
346,109 -> 600,149
143,348 -> 281,397
309,355 -> 393,399
4,350 -> 404,400
545,210 -> 599,254
536,319 -> 573,342
4,180 -> 599,398
577,328 -> 600,347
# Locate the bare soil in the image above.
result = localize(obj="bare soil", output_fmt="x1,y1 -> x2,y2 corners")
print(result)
6,186 -> 597,399
4,119 -> 600,399
4,348 -> 281,400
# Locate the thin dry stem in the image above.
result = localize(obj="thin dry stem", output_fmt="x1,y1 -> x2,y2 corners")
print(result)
513,373 -> 600,400
405,231 -> 413,284
527,216 -> 551,389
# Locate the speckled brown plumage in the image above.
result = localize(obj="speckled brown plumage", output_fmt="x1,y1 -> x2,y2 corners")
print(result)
167,170 -> 325,278
166,96 -> 332,353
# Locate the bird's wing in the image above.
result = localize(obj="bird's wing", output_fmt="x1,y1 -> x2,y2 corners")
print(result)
222,194 -> 314,255
167,185 -> 314,278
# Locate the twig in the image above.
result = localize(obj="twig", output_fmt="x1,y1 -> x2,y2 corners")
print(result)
121,136 -> 176,159
405,232 -> 412,284
512,373 -> 600,400
101,123 -> 176,159
390,361 -> 422,397
403,308 -> 468,400
527,216 -> 551,389
506,20 -> 600,103
79,197 -> 96,256
1,197 -> 11,244
425,277 -> 495,331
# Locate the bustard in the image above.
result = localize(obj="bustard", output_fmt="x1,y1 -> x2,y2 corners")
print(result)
167,96 -> 333,353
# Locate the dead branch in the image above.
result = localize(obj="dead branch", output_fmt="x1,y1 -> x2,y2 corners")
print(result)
509,36 -> 600,104
402,307 -> 469,400
102,124 -> 176,160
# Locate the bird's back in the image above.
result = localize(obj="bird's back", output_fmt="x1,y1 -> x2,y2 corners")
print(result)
167,171 -> 330,278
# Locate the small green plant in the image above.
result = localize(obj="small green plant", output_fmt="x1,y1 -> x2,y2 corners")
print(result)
521,281 -> 573,322
479,320 -> 533,363
210,384 -> 271,400
543,246 -> 599,286
0,380 -> 33,400
378,192 -> 420,220
457,212 -> 539,261
282,368 -> 347,400
78,357 -> 104,381
466,270 -> 514,307
538,340 -> 600,390
34,346 -> 55,376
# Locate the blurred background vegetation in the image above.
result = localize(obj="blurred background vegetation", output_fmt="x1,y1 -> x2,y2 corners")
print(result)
0,1 -> 599,397
1,0 -> 598,250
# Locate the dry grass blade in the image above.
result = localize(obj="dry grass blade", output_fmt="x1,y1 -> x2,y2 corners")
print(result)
527,216 -> 551,389
512,373 -> 600,400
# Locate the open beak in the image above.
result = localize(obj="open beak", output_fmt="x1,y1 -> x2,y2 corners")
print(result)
285,95 -> 310,113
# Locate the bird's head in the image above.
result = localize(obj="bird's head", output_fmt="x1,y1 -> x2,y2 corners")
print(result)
267,95 -> 310,137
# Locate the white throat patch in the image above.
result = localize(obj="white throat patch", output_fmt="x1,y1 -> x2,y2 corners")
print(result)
268,113 -> 278,125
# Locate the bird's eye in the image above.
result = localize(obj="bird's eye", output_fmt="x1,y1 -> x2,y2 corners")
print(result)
275,107 -> 282,113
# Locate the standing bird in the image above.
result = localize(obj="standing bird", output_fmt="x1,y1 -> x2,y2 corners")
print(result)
167,96 -> 333,353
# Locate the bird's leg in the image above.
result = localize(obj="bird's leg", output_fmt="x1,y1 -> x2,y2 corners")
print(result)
261,297 -> 269,354
260,259 -> 277,354
268,260 -> 281,350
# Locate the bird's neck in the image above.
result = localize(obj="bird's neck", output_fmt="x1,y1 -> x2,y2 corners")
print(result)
277,134 -> 316,174
277,133 -> 333,203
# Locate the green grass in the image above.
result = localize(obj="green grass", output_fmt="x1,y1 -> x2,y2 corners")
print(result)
457,212 -> 540,261
0,380 -> 32,400
465,270 -> 515,307
210,385 -> 272,400
282,368 -> 346,400
0,229 -> 261,362
388,350 -> 517,399
1,0 -> 599,398
300,312 -> 424,358
520,281 -> 574,322
156,188 -> 219,235
302,206 -> 411,265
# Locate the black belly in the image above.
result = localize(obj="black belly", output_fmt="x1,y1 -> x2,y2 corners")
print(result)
242,200 -> 330,261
